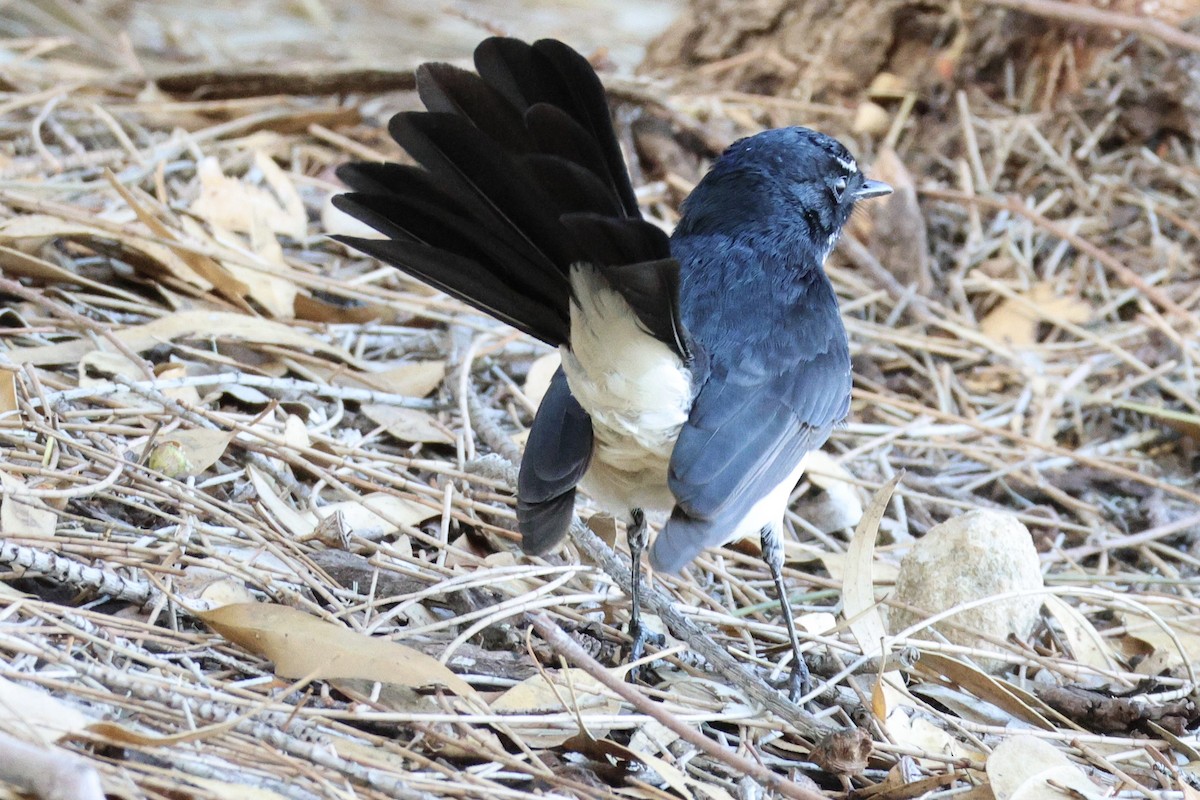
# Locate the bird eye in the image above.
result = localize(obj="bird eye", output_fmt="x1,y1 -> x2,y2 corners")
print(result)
831,175 -> 848,202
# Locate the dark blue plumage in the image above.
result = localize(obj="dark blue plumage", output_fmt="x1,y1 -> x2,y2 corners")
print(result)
333,37 -> 891,697
652,128 -> 873,571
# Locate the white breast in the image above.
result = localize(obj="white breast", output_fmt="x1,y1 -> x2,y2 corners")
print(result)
560,264 -> 693,515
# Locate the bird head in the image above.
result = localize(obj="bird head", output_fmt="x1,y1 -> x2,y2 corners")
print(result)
676,127 -> 892,254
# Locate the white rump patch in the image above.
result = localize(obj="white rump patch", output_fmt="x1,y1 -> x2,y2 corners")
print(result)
560,264 -> 693,514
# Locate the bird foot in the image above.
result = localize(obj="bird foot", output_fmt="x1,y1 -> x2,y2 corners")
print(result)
786,658 -> 813,704
626,621 -> 666,683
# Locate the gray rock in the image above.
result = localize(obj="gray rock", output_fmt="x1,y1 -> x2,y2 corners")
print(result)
887,509 -> 1043,672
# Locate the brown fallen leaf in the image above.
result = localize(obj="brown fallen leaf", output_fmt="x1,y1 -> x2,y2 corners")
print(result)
1118,602 -> 1200,676
313,492 -> 439,536
1042,595 -> 1120,674
0,213 -> 215,292
192,153 -> 306,241
362,404 -> 454,445
198,602 -> 479,701
980,282 -> 1091,348
986,735 -> 1101,800
0,243 -> 147,304
491,667 -> 625,748
0,471 -> 56,538
147,428 -> 233,478
0,368 -> 16,415
365,360 -> 447,397
0,676 -> 90,745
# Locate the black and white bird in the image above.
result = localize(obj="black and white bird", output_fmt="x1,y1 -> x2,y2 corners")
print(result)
334,37 -> 891,697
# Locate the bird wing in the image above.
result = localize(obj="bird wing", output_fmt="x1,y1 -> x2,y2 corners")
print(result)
651,275 -> 851,573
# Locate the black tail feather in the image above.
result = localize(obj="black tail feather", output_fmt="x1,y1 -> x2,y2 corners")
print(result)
473,38 -> 640,218
415,63 -> 530,154
524,103 -> 620,202
388,112 -> 577,273
334,37 -> 680,354
528,38 -> 641,216
518,154 -> 623,218
334,235 -> 570,345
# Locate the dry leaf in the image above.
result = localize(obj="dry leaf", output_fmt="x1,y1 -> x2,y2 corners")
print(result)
173,567 -> 256,611
248,467 -> 316,538
843,473 -> 900,658
0,471 -> 56,538
0,214 -> 214,291
0,368 -> 16,415
1043,596 -> 1120,675
78,351 -> 143,387
0,676 -> 90,745
885,710 -> 974,766
593,737 -> 695,800
1119,603 -> 1200,675
152,363 -> 201,405
192,154 -> 306,241
363,360 -> 447,397
0,243 -> 146,304
148,429 -> 233,478
915,652 -> 1067,730
198,602 -> 478,699
179,213 -> 298,319
986,735 -> 1101,800
491,667 -> 624,747
820,551 -> 899,585
313,492 -> 438,536
980,282 -> 1091,348
279,415 -> 309,453
362,405 -> 454,445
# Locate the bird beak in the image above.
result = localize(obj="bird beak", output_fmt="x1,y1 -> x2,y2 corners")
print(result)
853,179 -> 893,200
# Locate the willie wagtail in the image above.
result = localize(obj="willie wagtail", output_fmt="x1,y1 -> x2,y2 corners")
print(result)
333,37 -> 892,698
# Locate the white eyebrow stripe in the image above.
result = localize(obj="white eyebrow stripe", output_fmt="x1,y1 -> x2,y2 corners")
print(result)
836,156 -> 858,173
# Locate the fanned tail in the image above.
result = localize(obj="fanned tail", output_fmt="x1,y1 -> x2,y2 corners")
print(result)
334,37 -> 693,556
333,37 -> 673,349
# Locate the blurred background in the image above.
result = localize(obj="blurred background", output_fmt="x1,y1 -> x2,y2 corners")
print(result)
2,0 -> 680,74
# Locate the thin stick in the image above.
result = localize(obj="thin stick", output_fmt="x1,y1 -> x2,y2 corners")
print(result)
527,613 -> 830,800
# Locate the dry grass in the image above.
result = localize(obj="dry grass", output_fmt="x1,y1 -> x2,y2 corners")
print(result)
1,2 -> 1199,799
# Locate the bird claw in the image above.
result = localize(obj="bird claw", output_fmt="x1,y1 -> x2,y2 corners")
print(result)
787,658 -> 813,704
626,621 -> 666,684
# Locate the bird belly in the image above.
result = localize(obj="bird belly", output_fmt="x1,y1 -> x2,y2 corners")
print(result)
560,264 -> 693,516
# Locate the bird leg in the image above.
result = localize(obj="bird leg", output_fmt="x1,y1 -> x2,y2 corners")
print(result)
761,524 -> 812,701
626,508 -> 658,675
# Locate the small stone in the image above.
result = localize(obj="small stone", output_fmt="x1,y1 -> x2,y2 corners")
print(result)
853,101 -> 891,135
888,510 -> 1043,671
867,72 -> 910,99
